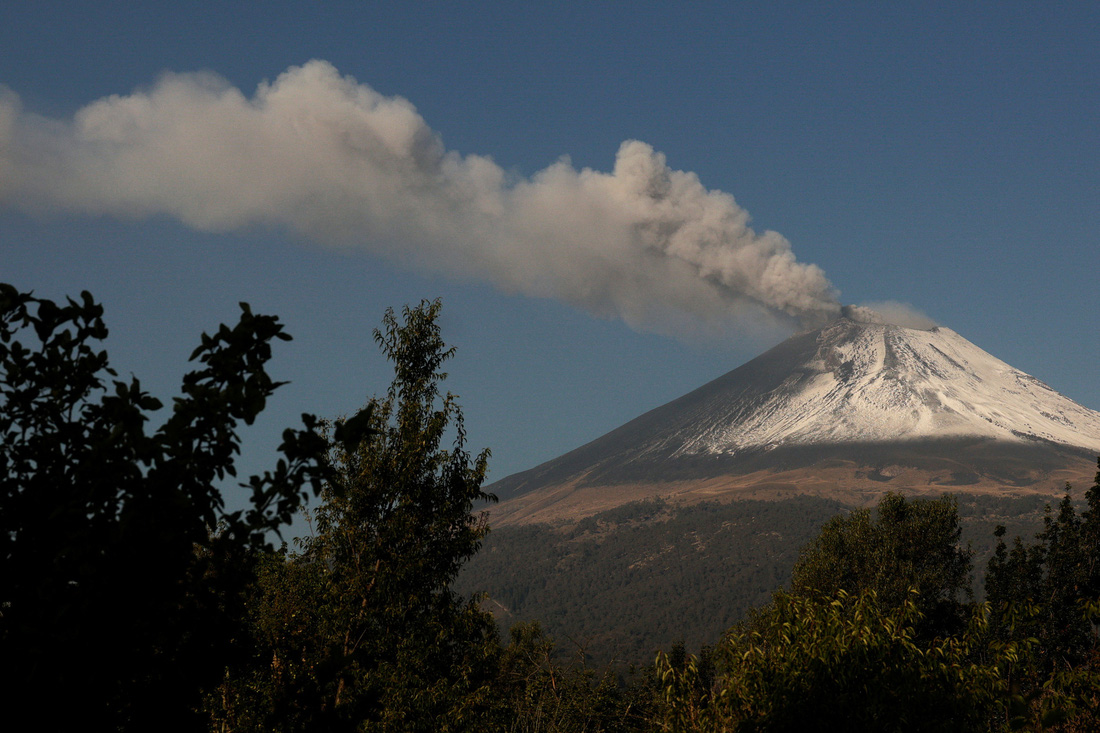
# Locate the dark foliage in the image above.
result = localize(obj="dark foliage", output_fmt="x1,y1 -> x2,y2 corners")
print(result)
214,300 -> 500,732
655,486 -> 1100,732
985,462 -> 1100,721
0,284 -> 328,731
489,621 -> 660,732
789,492 -> 973,636
659,588 -> 1014,733
457,497 -> 847,667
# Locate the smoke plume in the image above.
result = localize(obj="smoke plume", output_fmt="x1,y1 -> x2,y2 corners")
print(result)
0,60 -> 841,337
842,302 -> 938,330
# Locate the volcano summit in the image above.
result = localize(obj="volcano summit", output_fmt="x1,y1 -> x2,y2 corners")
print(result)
490,309 -> 1100,524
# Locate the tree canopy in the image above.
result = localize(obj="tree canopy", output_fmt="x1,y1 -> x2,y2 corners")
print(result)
789,491 -> 973,631
986,464 -> 1100,680
214,299 -> 500,732
0,284 -> 329,730
659,589 -> 1010,733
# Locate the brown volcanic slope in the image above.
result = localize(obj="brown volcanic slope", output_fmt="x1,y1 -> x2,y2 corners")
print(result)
489,316 -> 1100,526
490,441 -> 1097,526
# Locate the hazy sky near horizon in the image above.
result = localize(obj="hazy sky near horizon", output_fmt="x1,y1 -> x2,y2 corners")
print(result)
2,3 -> 1098,508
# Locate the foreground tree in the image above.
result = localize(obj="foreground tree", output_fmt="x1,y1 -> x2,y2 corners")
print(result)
985,469 -> 1100,725
0,284 -> 328,731
658,496 -> 990,731
490,621 -> 660,732
217,300 -> 499,731
658,589 -> 1015,733
661,486 -> 1100,733
789,492 -> 972,632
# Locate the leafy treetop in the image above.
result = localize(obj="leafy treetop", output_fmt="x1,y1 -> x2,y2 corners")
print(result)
0,283 -> 329,731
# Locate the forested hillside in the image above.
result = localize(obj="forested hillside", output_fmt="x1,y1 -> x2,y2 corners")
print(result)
459,492 -> 1055,668
457,497 -> 846,665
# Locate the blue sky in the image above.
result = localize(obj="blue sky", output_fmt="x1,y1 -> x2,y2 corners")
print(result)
2,3 -> 1098,514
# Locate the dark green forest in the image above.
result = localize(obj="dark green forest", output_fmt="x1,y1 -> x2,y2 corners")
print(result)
456,497 -> 849,666
3,284 -> 1099,732
457,492 -> 1058,669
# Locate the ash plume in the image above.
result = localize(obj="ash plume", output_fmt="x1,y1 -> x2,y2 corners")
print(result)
0,60 -> 841,337
842,302 -> 938,330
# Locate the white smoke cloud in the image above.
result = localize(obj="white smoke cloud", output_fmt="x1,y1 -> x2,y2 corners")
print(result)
0,86 -> 20,202
843,302 -> 937,330
0,60 -> 841,337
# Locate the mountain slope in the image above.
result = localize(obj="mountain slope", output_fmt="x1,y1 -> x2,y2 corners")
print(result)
662,316 -> 1100,452
490,311 -> 1100,524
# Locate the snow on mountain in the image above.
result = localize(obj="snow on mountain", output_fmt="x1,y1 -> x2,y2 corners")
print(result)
489,309 -> 1100,518
661,312 -> 1100,457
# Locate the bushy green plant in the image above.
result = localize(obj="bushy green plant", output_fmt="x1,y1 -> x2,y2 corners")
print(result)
658,589 -> 1013,732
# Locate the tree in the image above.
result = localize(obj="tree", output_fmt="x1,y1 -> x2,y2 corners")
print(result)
489,621 -> 658,733
658,589 -> 1013,733
1038,494 -> 1093,668
985,475 -> 1100,722
217,299 -> 499,732
1081,458 -> 1100,603
652,494 -> 1005,732
789,492 -> 972,631
0,284 -> 328,731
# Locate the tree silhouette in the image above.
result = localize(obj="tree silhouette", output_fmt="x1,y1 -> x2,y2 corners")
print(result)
0,284 -> 328,731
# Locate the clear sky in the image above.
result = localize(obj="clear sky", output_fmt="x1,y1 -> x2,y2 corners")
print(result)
2,3 -> 1098,514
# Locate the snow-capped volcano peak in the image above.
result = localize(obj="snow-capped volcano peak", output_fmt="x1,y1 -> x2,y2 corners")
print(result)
490,312 -> 1100,521
670,314 -> 1100,455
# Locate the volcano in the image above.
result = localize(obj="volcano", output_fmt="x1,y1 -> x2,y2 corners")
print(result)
490,308 -> 1100,525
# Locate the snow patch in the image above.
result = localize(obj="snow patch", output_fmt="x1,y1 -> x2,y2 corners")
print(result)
664,319 -> 1100,455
